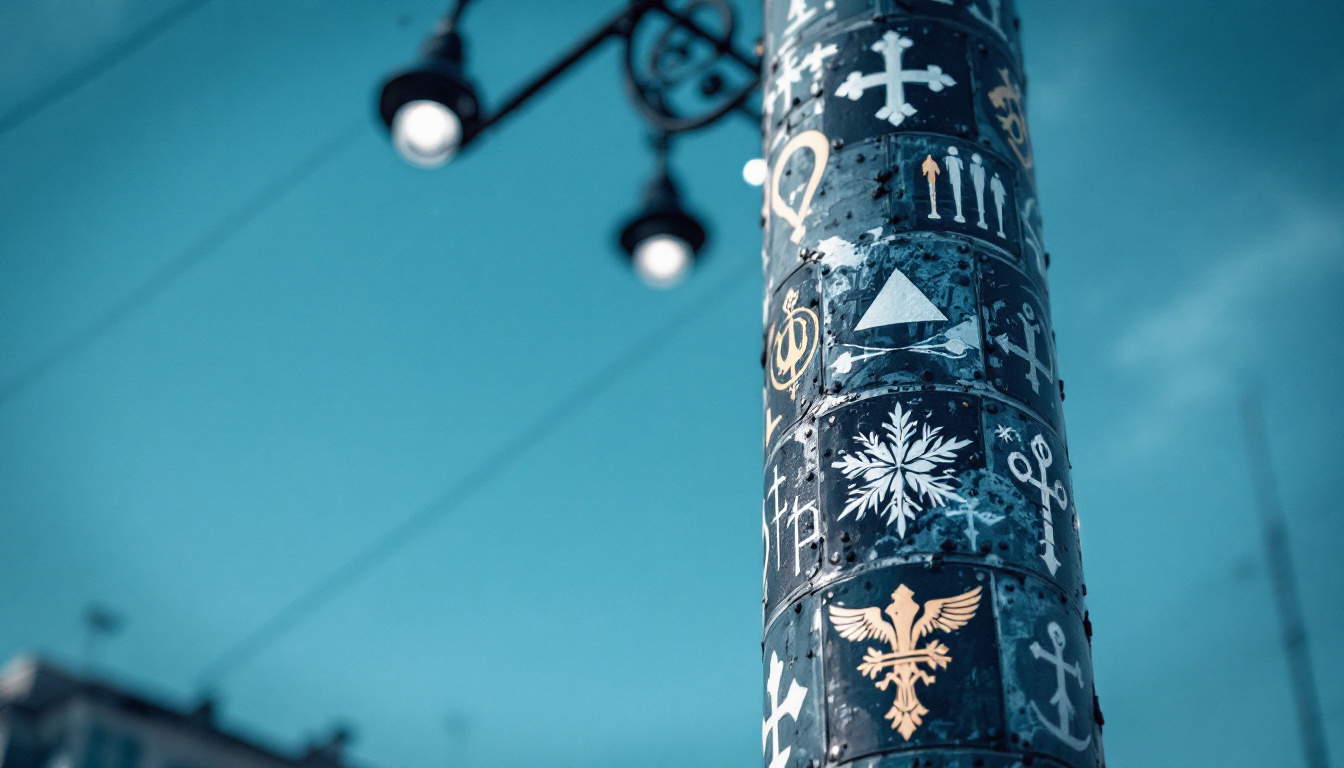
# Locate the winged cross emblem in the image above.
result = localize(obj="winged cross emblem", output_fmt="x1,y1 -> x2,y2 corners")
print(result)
828,583 -> 982,739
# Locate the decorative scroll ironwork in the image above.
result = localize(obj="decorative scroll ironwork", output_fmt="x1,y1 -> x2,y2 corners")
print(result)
620,0 -> 760,134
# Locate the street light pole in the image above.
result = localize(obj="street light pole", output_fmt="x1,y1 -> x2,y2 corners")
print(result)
759,2 -> 1104,767
1240,395 -> 1331,768
377,2 -> 1105,764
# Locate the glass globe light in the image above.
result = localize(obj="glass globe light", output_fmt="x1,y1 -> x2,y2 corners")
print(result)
391,99 -> 463,168
632,234 -> 693,289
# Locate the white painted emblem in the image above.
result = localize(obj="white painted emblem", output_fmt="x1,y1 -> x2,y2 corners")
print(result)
831,318 -> 978,374
994,302 -> 1053,394
801,41 -> 838,116
831,403 -> 971,538
763,651 -> 808,768
766,465 -> 821,576
943,496 -> 1003,550
944,146 -> 966,222
1029,622 -> 1093,752
766,50 -> 804,123
782,0 -> 816,37
1008,433 -> 1067,575
970,153 -> 988,230
990,173 -> 1007,238
835,31 -> 956,127
854,266 -> 946,331
969,0 -> 1008,40
767,39 -> 838,138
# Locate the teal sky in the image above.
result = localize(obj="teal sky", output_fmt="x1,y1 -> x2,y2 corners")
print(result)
1,2 -> 1341,768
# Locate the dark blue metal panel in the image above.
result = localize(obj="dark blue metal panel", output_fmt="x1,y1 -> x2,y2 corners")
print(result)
821,565 -> 1003,760
766,137 -> 896,292
821,23 -> 975,146
995,572 -> 1103,767
816,393 -> 985,575
980,398 -> 1084,601
981,258 -> 1064,435
763,586 -> 826,768
820,237 -> 984,397
893,136 -> 1022,258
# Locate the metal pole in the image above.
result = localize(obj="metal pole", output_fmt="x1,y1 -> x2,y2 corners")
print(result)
759,2 -> 1104,767
1240,395 -> 1331,768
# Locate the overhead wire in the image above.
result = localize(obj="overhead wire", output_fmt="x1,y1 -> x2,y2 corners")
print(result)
0,120 -> 365,407
194,259 -> 756,689
0,0 -> 212,137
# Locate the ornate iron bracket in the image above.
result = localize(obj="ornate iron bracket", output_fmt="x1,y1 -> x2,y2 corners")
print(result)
465,0 -> 761,142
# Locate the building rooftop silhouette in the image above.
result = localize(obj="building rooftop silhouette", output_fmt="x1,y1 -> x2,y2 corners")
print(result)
0,656 -> 357,768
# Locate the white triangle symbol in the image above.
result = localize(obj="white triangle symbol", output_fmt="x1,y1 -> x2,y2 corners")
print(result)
853,268 -> 947,331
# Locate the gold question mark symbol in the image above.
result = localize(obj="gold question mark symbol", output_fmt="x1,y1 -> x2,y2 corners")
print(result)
770,130 -> 830,244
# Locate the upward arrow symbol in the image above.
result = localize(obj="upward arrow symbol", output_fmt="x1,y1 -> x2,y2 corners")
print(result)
854,267 -> 946,330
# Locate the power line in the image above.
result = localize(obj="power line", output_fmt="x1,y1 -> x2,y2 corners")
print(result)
0,121 -> 364,407
194,261 -> 755,689
0,0 -> 212,137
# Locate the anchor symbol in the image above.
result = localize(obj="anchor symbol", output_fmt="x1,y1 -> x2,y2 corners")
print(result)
1028,621 -> 1093,752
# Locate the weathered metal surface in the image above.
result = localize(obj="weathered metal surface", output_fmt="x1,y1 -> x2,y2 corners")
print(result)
764,420 -> 824,619
761,1 -> 1102,766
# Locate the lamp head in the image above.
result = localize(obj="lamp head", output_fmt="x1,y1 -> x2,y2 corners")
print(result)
618,172 -> 707,289
378,28 -> 482,168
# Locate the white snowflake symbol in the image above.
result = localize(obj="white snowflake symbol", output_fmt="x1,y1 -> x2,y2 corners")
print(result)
831,403 -> 972,537
994,424 -> 1019,443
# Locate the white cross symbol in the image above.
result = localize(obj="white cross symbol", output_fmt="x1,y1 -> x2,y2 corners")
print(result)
1029,622 -> 1093,752
763,651 -> 808,768
799,41 -> 838,83
835,31 -> 956,127
994,302 -> 1053,395
767,42 -> 837,124
766,50 -> 803,122
943,497 -> 1004,550
782,0 -> 817,37
1008,433 -> 1067,575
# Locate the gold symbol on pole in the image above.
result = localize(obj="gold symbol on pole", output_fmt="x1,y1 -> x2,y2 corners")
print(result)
920,154 -> 942,219
771,130 -> 830,244
768,288 -> 818,400
987,68 -> 1033,170
828,584 -> 982,740
765,407 -> 784,446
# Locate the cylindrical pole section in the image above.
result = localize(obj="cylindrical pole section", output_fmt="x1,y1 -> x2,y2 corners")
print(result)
759,3 -> 1104,768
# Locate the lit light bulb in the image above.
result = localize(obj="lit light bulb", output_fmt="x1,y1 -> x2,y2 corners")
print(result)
391,99 -> 463,168
632,234 -> 692,289
742,157 -> 768,186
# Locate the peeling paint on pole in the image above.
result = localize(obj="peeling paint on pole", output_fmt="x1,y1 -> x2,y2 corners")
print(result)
760,2 -> 1104,767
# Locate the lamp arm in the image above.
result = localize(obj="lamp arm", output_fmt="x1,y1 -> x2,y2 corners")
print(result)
473,0 -> 760,139
475,1 -> 656,136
